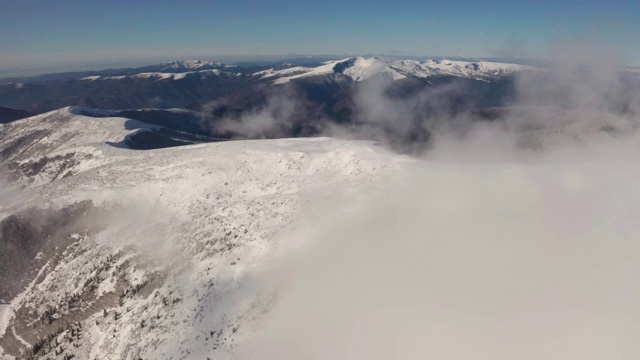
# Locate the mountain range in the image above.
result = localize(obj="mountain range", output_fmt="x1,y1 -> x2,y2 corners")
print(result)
0,57 -> 535,113
0,57 -> 549,154
1,56 -> 640,359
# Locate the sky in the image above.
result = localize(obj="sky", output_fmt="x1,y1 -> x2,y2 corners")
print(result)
0,0 -> 639,73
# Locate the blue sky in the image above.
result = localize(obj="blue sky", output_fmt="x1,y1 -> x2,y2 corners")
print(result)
1,0 -> 639,72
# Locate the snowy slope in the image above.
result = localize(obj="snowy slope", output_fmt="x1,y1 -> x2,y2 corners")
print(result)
0,107 -> 158,160
0,106 -> 159,190
256,57 -> 542,84
0,108 -> 413,359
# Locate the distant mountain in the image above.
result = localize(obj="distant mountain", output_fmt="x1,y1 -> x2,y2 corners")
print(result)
0,59 -> 305,84
0,67 -> 253,114
0,60 -> 235,84
255,57 -> 542,84
0,58 -> 539,114
2,58 -> 638,155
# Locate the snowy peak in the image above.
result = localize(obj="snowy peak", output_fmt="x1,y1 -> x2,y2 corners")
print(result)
254,57 -> 402,84
339,57 -> 407,81
255,57 -> 543,83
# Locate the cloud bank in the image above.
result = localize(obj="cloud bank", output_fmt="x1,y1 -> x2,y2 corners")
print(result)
236,42 -> 640,359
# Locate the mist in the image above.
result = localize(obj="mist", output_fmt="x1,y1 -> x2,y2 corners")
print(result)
243,143 -> 640,359
203,41 -> 638,160
234,42 -> 640,359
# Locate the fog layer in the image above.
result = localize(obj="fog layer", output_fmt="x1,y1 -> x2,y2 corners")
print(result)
240,44 -> 640,359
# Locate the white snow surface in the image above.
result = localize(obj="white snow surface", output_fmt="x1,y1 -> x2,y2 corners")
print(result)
0,109 -> 413,359
256,57 -> 542,84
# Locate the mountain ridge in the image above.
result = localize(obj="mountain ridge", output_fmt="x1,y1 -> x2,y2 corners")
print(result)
1,105 -> 639,359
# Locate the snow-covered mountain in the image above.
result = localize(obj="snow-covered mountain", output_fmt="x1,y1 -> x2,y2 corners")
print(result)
255,57 -> 542,84
79,61 -> 240,81
0,57 -> 638,360
0,57 -> 542,114
75,57 -> 538,84
159,60 -> 235,73
80,69 -> 231,81
1,105 -> 640,359
0,108 -> 412,359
